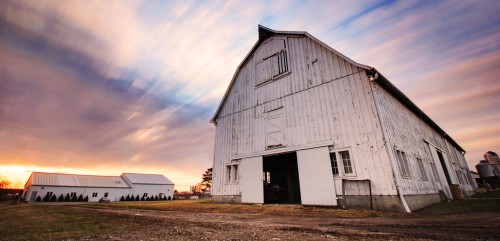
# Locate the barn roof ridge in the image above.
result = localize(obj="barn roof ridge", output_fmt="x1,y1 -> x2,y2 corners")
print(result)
210,25 -> 465,153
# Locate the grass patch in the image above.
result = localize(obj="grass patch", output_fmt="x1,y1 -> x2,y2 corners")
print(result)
91,199 -> 385,218
0,203 -> 144,240
417,190 -> 500,215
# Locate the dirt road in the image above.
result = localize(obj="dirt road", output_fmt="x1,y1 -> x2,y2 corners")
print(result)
70,204 -> 500,240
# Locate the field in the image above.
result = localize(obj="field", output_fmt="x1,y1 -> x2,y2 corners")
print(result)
1,191 -> 499,240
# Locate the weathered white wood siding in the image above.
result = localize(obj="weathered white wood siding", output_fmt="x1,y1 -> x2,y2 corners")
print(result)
372,83 -> 475,196
212,35 -> 398,197
240,156 -> 264,203
297,147 -> 337,205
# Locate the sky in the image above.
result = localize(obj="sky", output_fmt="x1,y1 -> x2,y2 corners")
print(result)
0,0 -> 499,191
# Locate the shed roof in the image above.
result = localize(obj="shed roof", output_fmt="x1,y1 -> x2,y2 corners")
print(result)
210,25 -> 465,153
121,173 -> 174,185
30,172 -> 130,188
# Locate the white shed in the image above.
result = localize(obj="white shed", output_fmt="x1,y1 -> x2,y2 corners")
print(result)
210,26 -> 477,212
23,172 -> 174,202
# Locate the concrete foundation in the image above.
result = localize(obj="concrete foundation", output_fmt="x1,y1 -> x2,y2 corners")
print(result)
212,195 -> 242,203
213,193 -> 443,213
343,193 -> 443,212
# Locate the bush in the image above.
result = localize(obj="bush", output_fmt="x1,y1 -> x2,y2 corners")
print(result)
141,196 -> 145,201
35,196 -> 42,202
71,195 -> 77,202
168,196 -> 171,200
58,194 -> 64,202
155,195 -> 159,201
120,196 -> 125,201
125,195 -> 130,201
43,193 -> 50,202
64,194 -> 71,202
136,195 -> 140,201
78,194 -> 84,202
84,195 -> 89,202
50,194 -> 57,202
146,197 -> 151,201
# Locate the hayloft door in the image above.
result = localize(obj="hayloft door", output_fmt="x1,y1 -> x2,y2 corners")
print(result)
29,191 -> 38,201
240,156 -> 264,203
297,147 -> 337,205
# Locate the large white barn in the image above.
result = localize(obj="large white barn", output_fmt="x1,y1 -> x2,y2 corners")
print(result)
23,172 -> 174,202
210,26 -> 477,212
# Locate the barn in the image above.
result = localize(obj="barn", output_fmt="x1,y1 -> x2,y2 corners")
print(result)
23,172 -> 174,202
210,26 -> 477,212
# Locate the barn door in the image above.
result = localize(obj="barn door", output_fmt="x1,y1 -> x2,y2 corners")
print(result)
29,191 -> 38,201
297,147 -> 337,205
240,156 -> 264,203
427,144 -> 453,199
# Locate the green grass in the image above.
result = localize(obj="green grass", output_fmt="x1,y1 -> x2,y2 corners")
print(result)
417,190 -> 500,215
0,203 -> 144,241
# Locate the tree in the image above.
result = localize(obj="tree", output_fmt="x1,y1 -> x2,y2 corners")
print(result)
50,194 -> 57,202
64,194 -> 71,202
78,194 -> 84,202
71,194 -> 77,202
84,196 -> 89,202
135,195 -> 140,201
120,196 -> 125,201
43,193 -> 51,202
35,196 -> 41,202
125,194 -> 130,201
58,194 -> 64,202
0,178 -> 11,189
201,168 -> 212,192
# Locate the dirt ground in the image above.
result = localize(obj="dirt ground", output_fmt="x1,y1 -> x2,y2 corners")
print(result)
66,202 -> 500,241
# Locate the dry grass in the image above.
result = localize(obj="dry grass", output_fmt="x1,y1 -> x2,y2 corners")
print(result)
92,199 -> 389,218
0,203 -> 144,241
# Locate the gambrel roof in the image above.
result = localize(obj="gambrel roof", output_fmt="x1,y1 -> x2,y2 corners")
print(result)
211,25 -> 465,153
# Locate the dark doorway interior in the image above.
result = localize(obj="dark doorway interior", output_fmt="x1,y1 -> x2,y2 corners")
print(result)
263,152 -> 301,204
436,151 -> 452,185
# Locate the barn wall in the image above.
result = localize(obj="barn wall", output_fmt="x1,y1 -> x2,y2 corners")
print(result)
371,83 -> 476,196
129,184 -> 174,200
213,35 -> 398,198
25,186 -> 131,202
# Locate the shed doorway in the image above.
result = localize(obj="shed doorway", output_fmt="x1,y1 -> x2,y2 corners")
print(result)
263,152 -> 301,204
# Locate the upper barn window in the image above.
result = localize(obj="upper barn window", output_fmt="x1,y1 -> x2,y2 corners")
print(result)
255,38 -> 290,86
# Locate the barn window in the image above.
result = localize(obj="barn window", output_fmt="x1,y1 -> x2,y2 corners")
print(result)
330,152 -> 339,175
329,149 -> 355,176
47,192 -> 53,197
104,192 -> 109,198
226,164 -> 239,183
255,38 -> 290,87
143,193 -> 148,197
340,151 -> 353,174
70,192 -> 76,197
429,162 -> 439,182
395,149 -> 411,178
416,157 -> 427,180
92,192 -> 98,197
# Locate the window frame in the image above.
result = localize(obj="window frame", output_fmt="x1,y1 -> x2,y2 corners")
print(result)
329,148 -> 356,177
226,161 -> 240,184
394,148 -> 411,178
415,155 -> 428,181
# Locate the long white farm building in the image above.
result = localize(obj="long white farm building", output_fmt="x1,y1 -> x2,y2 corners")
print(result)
23,172 -> 174,202
210,26 -> 477,212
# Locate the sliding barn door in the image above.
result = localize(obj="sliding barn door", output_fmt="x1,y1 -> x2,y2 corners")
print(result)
240,156 -> 264,203
297,147 -> 337,205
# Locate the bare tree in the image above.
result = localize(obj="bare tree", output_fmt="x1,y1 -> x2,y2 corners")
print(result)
0,178 -> 11,189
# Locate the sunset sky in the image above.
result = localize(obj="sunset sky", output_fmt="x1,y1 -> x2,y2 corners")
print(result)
1,0 -> 499,191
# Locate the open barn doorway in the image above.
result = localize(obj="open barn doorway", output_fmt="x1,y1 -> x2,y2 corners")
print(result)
263,152 -> 301,204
